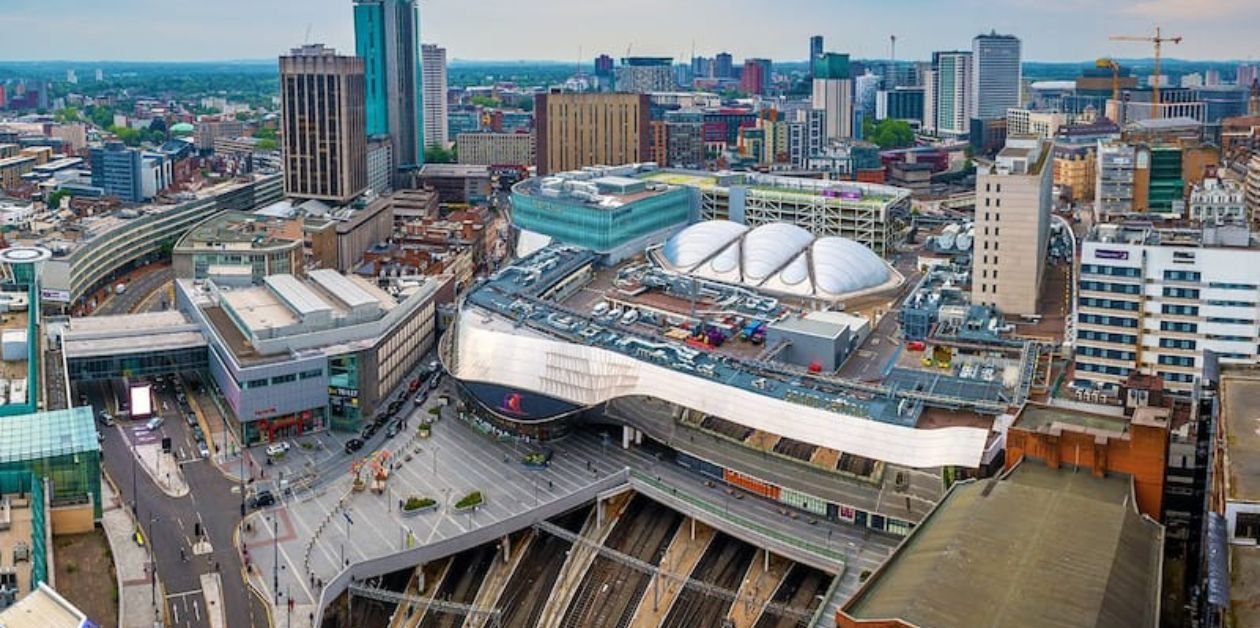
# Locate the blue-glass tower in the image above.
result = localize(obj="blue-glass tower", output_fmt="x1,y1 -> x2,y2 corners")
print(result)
353,0 -> 425,172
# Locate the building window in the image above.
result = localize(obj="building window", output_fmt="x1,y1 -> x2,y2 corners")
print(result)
247,378 -> 268,389
271,373 -> 296,385
299,369 -> 323,380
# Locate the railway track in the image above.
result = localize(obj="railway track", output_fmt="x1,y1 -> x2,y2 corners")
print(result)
498,507 -> 591,628
662,532 -> 755,628
753,564 -> 830,628
418,544 -> 497,628
560,496 -> 681,628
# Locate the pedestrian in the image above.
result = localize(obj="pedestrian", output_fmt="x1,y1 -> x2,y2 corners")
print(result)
547,480 -> 553,489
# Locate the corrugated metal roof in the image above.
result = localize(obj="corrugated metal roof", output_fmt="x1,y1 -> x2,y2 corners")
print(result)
264,274 -> 330,318
308,269 -> 376,310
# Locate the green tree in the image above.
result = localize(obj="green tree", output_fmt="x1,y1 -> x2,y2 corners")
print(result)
54,107 -> 80,123
254,127 -> 278,141
867,119 -> 915,149
519,98 -> 534,112
469,95 -> 499,108
234,111 -> 253,122
87,106 -> 115,129
108,126 -> 142,146
255,138 -> 278,152
46,190 -> 69,210
424,144 -> 456,163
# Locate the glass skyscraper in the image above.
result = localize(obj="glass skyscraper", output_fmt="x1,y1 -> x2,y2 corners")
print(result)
353,0 -> 425,172
970,31 -> 1022,121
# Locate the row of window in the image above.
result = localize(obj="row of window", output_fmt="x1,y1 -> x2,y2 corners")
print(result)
1080,280 -> 1140,295
1162,304 -> 1199,316
1082,297 -> 1139,312
1076,362 -> 1132,376
1082,264 -> 1140,278
1159,338 -> 1197,350
1207,317 -> 1256,325
1218,352 -> 1255,360
1077,346 -> 1136,361
1161,321 -> 1198,333
1164,270 -> 1202,282
1205,300 -> 1256,308
245,368 -> 324,389
1162,287 -> 1200,299
1205,334 -> 1253,342
1078,330 -> 1137,345
1208,282 -> 1259,290
1161,372 -> 1195,384
1157,355 -> 1196,367
1080,313 -> 1138,328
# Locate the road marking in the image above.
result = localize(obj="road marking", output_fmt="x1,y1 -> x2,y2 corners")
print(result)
166,588 -> 203,599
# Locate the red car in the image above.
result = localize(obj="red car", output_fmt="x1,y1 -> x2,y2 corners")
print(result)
907,340 -> 927,352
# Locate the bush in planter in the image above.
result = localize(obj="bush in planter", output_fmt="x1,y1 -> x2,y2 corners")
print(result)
403,496 -> 436,511
454,490 -> 484,510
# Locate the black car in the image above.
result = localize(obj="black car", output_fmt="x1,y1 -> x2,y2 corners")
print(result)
360,424 -> 378,439
344,438 -> 364,454
249,490 -> 276,509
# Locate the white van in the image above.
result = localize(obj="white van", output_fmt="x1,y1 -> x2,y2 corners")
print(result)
592,302 -> 609,316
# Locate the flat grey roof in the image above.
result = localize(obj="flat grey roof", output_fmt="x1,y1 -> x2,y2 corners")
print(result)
770,316 -> 847,340
1223,372 -> 1260,502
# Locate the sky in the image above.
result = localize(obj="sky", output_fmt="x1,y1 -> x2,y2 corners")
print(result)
1,0 -> 1258,63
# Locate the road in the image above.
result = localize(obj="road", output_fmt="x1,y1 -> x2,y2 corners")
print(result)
94,265 -> 173,316
85,378 -> 270,628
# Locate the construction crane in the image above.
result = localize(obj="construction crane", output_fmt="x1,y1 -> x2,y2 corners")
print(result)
1109,27 -> 1182,119
1095,58 -> 1121,101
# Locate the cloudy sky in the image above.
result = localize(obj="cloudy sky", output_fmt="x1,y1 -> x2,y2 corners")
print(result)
2,0 -> 1257,63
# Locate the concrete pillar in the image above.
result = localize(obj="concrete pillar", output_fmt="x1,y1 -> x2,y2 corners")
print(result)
622,425 -> 633,449
597,498 -> 605,528
634,428 -> 643,445
690,517 -> 695,540
416,563 -> 425,592
501,535 -> 511,563
763,548 -> 769,571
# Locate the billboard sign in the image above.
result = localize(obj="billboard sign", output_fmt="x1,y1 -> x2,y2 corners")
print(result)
39,288 -> 70,303
1094,249 -> 1130,261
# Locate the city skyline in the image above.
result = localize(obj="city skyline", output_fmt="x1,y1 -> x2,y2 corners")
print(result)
1,0 -> 1259,64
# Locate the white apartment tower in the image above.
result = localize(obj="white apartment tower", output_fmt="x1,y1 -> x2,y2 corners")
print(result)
421,43 -> 449,149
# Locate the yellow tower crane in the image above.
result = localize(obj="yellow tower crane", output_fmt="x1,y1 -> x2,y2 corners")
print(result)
1109,28 -> 1182,120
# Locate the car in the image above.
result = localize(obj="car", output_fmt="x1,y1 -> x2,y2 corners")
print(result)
265,442 -> 290,457
413,394 -> 426,406
185,413 -> 198,427
198,441 -> 210,459
408,378 -> 421,393
385,422 -> 401,438
144,416 -> 164,432
360,424 -> 377,439
98,411 -> 115,427
344,438 -> 364,454
249,490 -> 276,509
192,426 -> 205,443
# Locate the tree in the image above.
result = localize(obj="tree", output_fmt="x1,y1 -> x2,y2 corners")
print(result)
254,127 -> 278,141
425,144 -> 456,163
87,106 -> 115,129
519,98 -> 534,112
469,95 -> 499,108
867,119 -> 915,149
46,190 -> 69,210
255,138 -> 278,152
54,107 -> 80,123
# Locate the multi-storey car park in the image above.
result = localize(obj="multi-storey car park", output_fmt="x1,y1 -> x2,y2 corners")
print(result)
19,173 -> 283,307
442,241 -> 1042,541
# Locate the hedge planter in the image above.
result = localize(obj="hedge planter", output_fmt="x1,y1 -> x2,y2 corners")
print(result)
417,423 -> 432,438
402,496 -> 437,517
453,490 -> 484,512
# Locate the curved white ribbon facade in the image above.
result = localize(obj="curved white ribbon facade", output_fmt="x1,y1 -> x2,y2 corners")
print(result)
454,313 -> 990,469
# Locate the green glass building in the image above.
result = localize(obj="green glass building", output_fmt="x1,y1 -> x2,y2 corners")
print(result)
511,176 -> 691,260
1147,146 -> 1185,215
0,407 -> 101,520
353,0 -> 425,171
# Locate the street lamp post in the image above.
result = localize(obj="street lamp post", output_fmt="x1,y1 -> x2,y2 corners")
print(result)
272,515 -> 279,604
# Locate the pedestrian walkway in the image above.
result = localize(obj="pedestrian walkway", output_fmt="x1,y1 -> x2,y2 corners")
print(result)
132,440 -> 189,498
100,476 -> 165,628
726,549 -> 790,628
628,517 -> 715,628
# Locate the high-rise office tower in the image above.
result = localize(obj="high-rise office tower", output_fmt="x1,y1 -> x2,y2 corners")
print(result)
741,59 -> 773,95
810,35 -> 824,75
534,91 -> 650,175
615,57 -> 675,93
354,0 -> 424,172
972,137 -> 1053,316
932,51 -> 972,137
279,45 -> 367,204
421,44 -> 448,149
970,31 -> 1022,121
714,52 -> 734,79
812,53 -> 853,140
